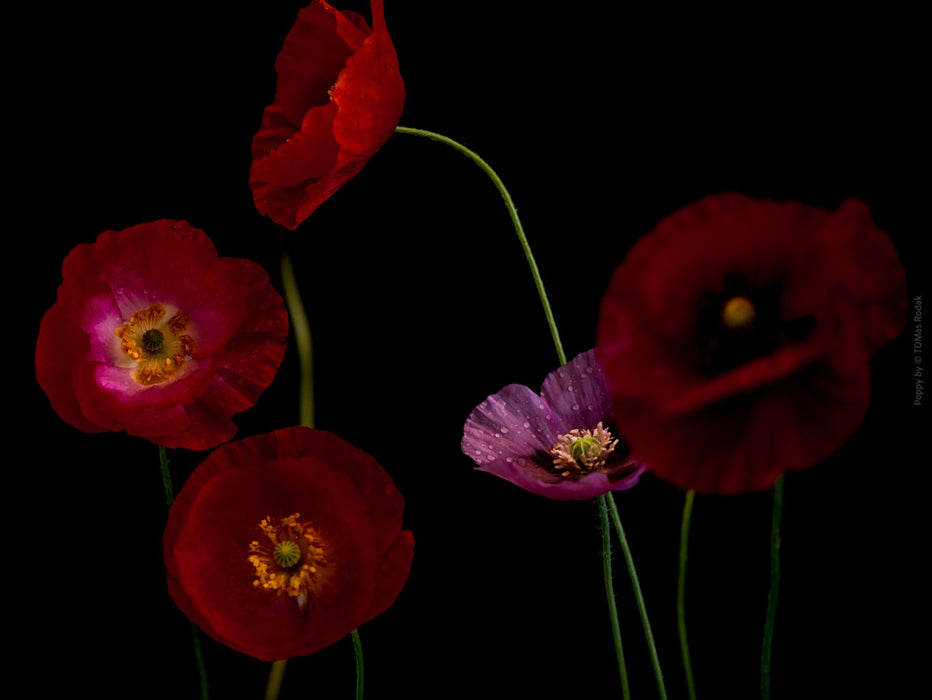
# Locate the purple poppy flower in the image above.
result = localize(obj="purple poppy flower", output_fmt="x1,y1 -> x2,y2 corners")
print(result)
462,350 -> 647,500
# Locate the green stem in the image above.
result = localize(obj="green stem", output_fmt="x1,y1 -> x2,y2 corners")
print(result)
159,445 -> 209,700
677,490 -> 697,700
761,475 -> 784,700
264,660 -> 287,700
395,125 -> 565,365
607,492 -> 668,699
394,126 -> 645,689
352,630 -> 364,700
600,495 -> 630,699
279,246 -> 366,698
159,444 -> 174,505
280,249 -> 314,430
191,622 -> 210,700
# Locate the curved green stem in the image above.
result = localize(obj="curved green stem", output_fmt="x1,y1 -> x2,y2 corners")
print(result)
607,493 -> 668,699
394,126 -> 649,689
395,125 -> 565,365
280,249 -> 314,430
158,445 -> 209,699
600,495 -> 630,699
761,475 -> 784,700
264,660 -> 287,700
352,630 -> 364,700
677,490 -> 697,700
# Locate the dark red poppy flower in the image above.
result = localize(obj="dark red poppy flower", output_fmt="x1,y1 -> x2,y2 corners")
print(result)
462,349 -> 646,500
597,194 -> 907,494
250,0 -> 405,230
163,426 -> 414,661
36,220 -> 288,450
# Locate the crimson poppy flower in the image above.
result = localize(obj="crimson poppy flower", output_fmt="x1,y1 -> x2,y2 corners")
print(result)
36,220 -> 288,450
597,193 -> 907,495
250,0 -> 405,230
163,426 -> 414,661
462,349 -> 646,500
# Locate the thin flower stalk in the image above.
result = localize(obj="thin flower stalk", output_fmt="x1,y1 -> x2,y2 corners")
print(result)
761,475 -> 784,700
678,490 -> 698,700
607,493 -> 669,700
400,124 -> 664,690
275,244 -> 365,700
159,445 -> 209,700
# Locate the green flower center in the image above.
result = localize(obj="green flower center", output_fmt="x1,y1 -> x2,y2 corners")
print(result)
273,541 -> 302,568
570,436 -> 604,465
551,422 -> 619,477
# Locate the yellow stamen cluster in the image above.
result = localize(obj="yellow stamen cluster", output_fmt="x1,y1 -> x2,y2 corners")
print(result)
114,304 -> 194,385
722,295 -> 756,333
551,422 -> 618,477
248,513 -> 327,608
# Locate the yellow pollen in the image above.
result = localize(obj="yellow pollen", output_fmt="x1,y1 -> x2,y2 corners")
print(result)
248,513 -> 327,605
551,422 -> 618,476
114,303 -> 195,385
722,296 -> 756,333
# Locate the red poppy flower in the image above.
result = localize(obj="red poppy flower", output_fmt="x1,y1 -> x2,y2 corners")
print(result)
597,194 -> 907,494
36,220 -> 288,450
163,426 -> 414,661
250,0 -> 405,230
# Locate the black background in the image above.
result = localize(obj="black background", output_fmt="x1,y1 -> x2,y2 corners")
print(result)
17,2 -> 927,699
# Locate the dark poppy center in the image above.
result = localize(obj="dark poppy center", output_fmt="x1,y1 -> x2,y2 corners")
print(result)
142,329 -> 164,353
694,276 -> 816,375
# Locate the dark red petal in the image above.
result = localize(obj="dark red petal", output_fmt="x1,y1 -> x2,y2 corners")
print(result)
597,194 -> 906,494
249,0 -> 404,230
615,348 -> 872,494
366,530 -> 414,620
330,0 -> 404,159
810,199 -> 908,351
36,300 -> 106,434
273,1 -> 364,126
164,428 -> 412,660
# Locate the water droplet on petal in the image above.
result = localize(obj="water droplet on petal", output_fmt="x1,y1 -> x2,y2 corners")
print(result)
523,422 -> 530,428
500,427 -> 509,434
485,454 -> 495,462
572,404 -> 580,411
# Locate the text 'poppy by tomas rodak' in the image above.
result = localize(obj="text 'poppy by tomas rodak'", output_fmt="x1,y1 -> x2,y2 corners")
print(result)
597,193 -> 907,494
462,349 -> 646,500
36,220 -> 289,451
250,0 -> 405,230
163,426 -> 414,661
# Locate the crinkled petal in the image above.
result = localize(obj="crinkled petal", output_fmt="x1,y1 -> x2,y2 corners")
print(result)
540,349 -> 613,431
463,350 -> 645,500
36,220 -> 288,450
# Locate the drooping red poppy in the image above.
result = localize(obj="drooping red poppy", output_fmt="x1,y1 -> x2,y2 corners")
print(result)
597,194 -> 907,494
250,0 -> 405,230
36,220 -> 288,450
163,426 -> 414,661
